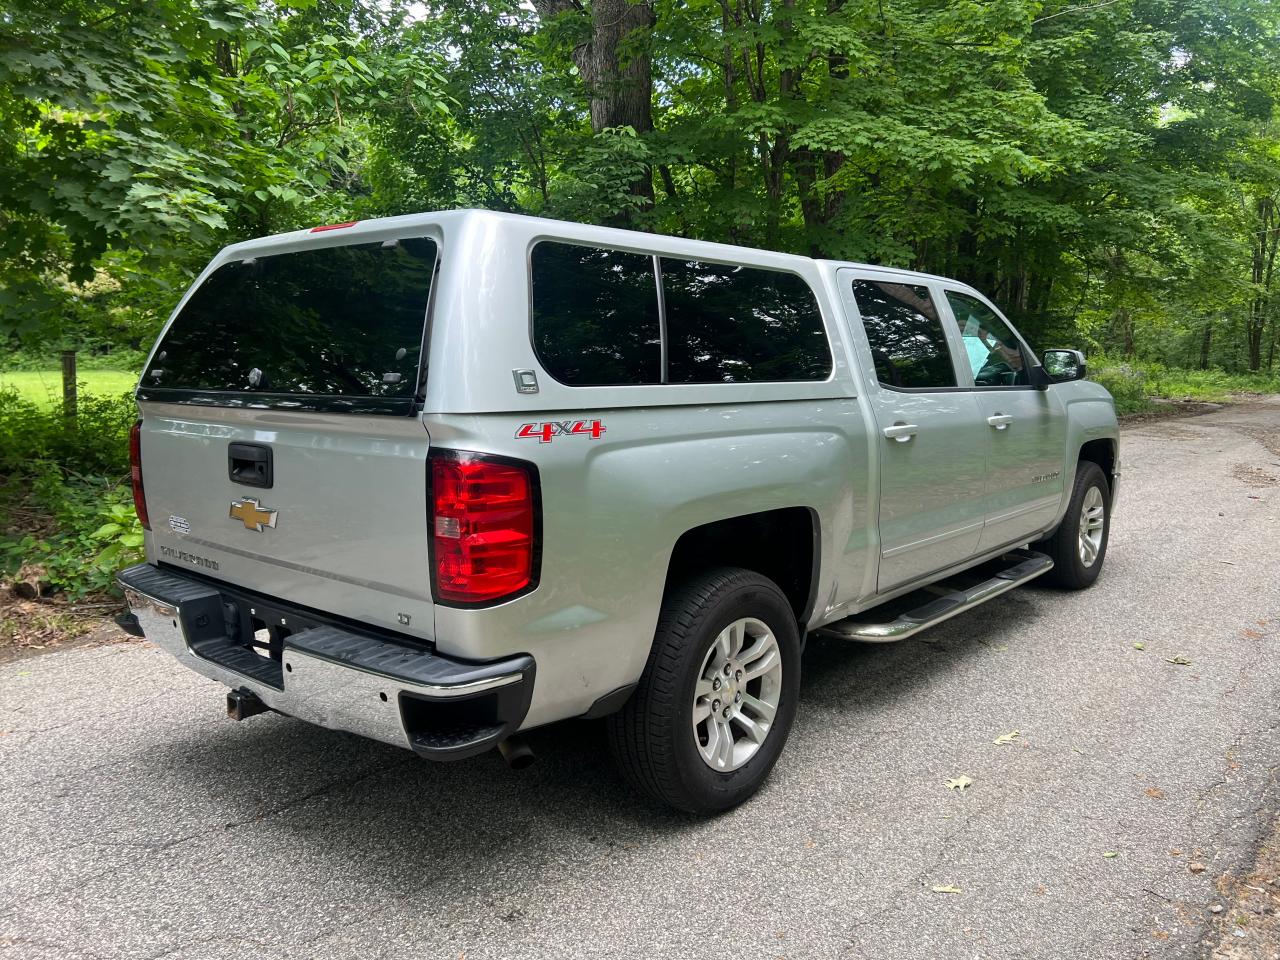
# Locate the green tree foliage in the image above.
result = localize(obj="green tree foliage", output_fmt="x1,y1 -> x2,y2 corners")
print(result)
2,0 -> 1279,372
0,0 -> 448,344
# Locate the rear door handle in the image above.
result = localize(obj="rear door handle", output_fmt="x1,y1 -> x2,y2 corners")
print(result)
882,423 -> 918,442
987,414 -> 1014,430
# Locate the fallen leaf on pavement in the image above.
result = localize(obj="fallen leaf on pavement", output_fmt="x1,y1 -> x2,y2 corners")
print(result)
1133,641 -> 1146,650
1103,851 -> 1119,859
1145,787 -> 1166,800
1166,656 -> 1193,666
946,776 -> 973,792
992,730 -> 1021,745
1189,862 -> 1208,874
932,885 -> 962,894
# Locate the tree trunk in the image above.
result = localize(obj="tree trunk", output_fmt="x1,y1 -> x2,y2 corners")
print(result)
532,0 -> 656,207
1247,195 -> 1278,372
1247,303 -> 1264,372
793,0 -> 847,256
1199,322 -> 1212,370
579,0 -> 654,138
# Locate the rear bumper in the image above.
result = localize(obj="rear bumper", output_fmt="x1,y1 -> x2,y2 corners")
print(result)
117,563 -> 534,760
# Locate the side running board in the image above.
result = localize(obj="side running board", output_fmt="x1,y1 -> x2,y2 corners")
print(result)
815,550 -> 1053,643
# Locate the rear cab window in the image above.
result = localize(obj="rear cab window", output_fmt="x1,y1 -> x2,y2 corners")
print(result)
140,237 -> 439,414
530,240 -> 832,386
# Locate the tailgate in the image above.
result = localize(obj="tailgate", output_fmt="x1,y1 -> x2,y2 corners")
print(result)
131,228 -> 442,639
138,406 -> 436,639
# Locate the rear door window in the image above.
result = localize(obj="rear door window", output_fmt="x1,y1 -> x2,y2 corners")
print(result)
531,242 -> 662,386
851,279 -> 957,389
660,259 -> 831,383
140,237 -> 438,414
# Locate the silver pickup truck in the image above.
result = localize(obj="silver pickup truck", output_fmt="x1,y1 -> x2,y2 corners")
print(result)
118,209 -> 1118,813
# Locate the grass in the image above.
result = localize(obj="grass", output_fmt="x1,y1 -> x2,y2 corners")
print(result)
0,369 -> 137,406
1090,357 -> 1280,415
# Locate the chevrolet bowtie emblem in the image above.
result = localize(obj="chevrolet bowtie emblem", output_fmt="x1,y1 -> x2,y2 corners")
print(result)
229,497 -> 277,532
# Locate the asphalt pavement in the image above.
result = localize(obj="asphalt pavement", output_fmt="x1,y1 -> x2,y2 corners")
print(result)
3,398 -> 1280,960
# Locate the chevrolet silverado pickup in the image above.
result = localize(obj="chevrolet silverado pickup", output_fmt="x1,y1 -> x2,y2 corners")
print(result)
118,209 -> 1118,813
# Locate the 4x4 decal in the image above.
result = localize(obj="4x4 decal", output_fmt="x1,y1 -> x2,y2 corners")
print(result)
516,419 -> 606,443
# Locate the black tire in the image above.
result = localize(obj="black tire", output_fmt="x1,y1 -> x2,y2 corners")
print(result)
607,567 -> 801,814
1036,460 -> 1111,590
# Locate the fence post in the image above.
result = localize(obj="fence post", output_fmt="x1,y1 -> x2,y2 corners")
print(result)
61,349 -> 77,425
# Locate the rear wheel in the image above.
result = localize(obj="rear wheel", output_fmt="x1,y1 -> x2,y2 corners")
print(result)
607,568 -> 801,814
1037,460 -> 1111,590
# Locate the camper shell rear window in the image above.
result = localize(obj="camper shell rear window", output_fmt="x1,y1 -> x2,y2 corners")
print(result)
138,237 -> 438,415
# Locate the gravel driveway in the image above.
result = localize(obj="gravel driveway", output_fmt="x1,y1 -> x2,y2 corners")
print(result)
3,398 -> 1279,960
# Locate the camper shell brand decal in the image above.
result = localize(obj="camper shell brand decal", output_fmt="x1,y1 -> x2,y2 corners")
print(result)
515,419 -> 606,444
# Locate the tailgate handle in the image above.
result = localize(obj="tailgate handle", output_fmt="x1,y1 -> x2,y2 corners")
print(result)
228,443 -> 273,489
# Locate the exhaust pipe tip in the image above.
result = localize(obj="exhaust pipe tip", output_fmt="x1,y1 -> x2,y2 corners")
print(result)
498,736 -> 535,770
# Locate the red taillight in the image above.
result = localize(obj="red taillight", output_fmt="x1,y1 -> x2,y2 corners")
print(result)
429,452 -> 538,605
129,420 -> 150,530
309,221 -> 359,233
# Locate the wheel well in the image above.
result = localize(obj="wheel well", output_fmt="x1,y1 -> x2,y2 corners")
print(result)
665,508 -> 819,622
1078,438 -> 1116,483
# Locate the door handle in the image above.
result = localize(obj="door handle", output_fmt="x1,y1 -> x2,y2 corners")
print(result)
987,414 -> 1014,430
882,423 -> 918,442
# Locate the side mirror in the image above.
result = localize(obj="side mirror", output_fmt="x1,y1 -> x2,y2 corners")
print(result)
1041,349 -> 1087,384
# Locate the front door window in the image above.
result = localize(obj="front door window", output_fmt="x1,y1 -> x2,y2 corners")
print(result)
946,291 -> 1029,387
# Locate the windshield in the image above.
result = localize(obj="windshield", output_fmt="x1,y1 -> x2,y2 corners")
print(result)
139,236 -> 438,414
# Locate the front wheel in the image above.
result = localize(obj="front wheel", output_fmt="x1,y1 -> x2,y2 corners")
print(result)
607,568 -> 801,814
1037,460 -> 1111,590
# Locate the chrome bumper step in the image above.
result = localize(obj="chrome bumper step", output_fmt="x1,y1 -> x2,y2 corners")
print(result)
815,549 -> 1053,643
117,563 -> 535,760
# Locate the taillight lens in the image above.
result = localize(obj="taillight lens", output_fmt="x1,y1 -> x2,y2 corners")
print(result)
429,452 -> 538,604
129,420 -> 150,530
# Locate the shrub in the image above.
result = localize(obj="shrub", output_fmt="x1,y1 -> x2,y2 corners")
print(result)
1089,361 -> 1150,415
0,387 -> 141,598
1089,355 -> 1280,409
0,387 -> 135,476
0,466 -> 144,600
